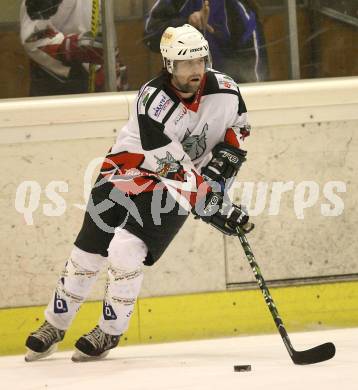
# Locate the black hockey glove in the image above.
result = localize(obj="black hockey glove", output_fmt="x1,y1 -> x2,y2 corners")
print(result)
193,192 -> 254,235
201,142 -> 247,191
195,142 -> 251,234
25,0 -> 63,20
211,202 -> 255,235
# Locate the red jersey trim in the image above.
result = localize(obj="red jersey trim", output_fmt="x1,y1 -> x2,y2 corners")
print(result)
224,128 -> 241,148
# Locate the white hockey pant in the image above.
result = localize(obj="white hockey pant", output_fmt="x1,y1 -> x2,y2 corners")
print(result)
45,246 -> 105,330
99,229 -> 147,335
45,230 -> 147,336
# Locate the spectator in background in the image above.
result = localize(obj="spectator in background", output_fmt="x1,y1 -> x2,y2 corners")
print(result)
144,0 -> 269,83
20,0 -> 128,96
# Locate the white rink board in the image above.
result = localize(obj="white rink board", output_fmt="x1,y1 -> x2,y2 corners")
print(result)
1,328 -> 357,390
0,77 -> 357,308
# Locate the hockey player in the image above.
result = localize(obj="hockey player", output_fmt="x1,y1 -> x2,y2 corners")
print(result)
20,0 -> 127,96
24,24 -> 253,362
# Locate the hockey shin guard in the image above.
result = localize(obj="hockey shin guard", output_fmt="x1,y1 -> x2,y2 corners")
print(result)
99,230 -> 147,335
45,246 -> 106,330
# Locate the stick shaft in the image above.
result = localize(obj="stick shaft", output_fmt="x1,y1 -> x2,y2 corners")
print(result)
235,226 -> 335,365
236,227 -> 295,356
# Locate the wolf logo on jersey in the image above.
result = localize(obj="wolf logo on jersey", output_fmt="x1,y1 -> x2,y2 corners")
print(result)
155,152 -> 181,177
182,123 -> 208,160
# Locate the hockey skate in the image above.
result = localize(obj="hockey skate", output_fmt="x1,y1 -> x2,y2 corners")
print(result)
72,325 -> 121,362
25,321 -> 65,362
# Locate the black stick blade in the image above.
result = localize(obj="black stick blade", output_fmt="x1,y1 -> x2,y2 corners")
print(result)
292,342 -> 336,365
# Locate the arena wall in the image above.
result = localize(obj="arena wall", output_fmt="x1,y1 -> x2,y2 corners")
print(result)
0,77 -> 357,354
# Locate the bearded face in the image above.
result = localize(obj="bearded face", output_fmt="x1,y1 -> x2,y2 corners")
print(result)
171,58 -> 206,94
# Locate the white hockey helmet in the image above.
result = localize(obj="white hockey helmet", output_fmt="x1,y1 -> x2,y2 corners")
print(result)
160,24 -> 212,74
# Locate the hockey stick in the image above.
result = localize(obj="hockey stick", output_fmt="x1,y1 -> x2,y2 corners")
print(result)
88,0 -> 100,92
236,226 -> 336,365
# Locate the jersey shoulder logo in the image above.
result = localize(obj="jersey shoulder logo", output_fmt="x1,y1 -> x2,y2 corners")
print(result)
138,86 -> 157,115
182,123 -> 208,160
214,73 -> 238,92
149,91 -> 174,122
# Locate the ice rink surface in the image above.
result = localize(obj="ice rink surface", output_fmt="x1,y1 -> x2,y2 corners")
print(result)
1,328 -> 357,390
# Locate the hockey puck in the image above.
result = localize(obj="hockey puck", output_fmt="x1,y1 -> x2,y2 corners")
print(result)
233,364 -> 251,372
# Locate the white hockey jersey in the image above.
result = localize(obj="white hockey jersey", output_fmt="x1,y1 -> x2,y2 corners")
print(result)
20,0 -> 100,80
100,70 -> 250,209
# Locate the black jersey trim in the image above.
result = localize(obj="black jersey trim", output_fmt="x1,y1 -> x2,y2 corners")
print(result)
202,71 -> 240,98
162,101 -> 179,125
143,73 -> 182,125
145,89 -> 161,116
203,71 -> 247,115
136,74 -> 177,151
161,75 -> 182,123
237,89 -> 247,115
162,84 -> 181,125
138,114 -> 172,151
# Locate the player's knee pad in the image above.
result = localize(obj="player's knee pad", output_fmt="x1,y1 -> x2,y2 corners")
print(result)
105,229 -> 147,306
107,229 -> 148,271
60,246 -> 106,298
69,246 -> 105,273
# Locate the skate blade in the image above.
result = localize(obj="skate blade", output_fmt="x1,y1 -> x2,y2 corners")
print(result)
71,348 -> 110,362
24,343 -> 58,362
